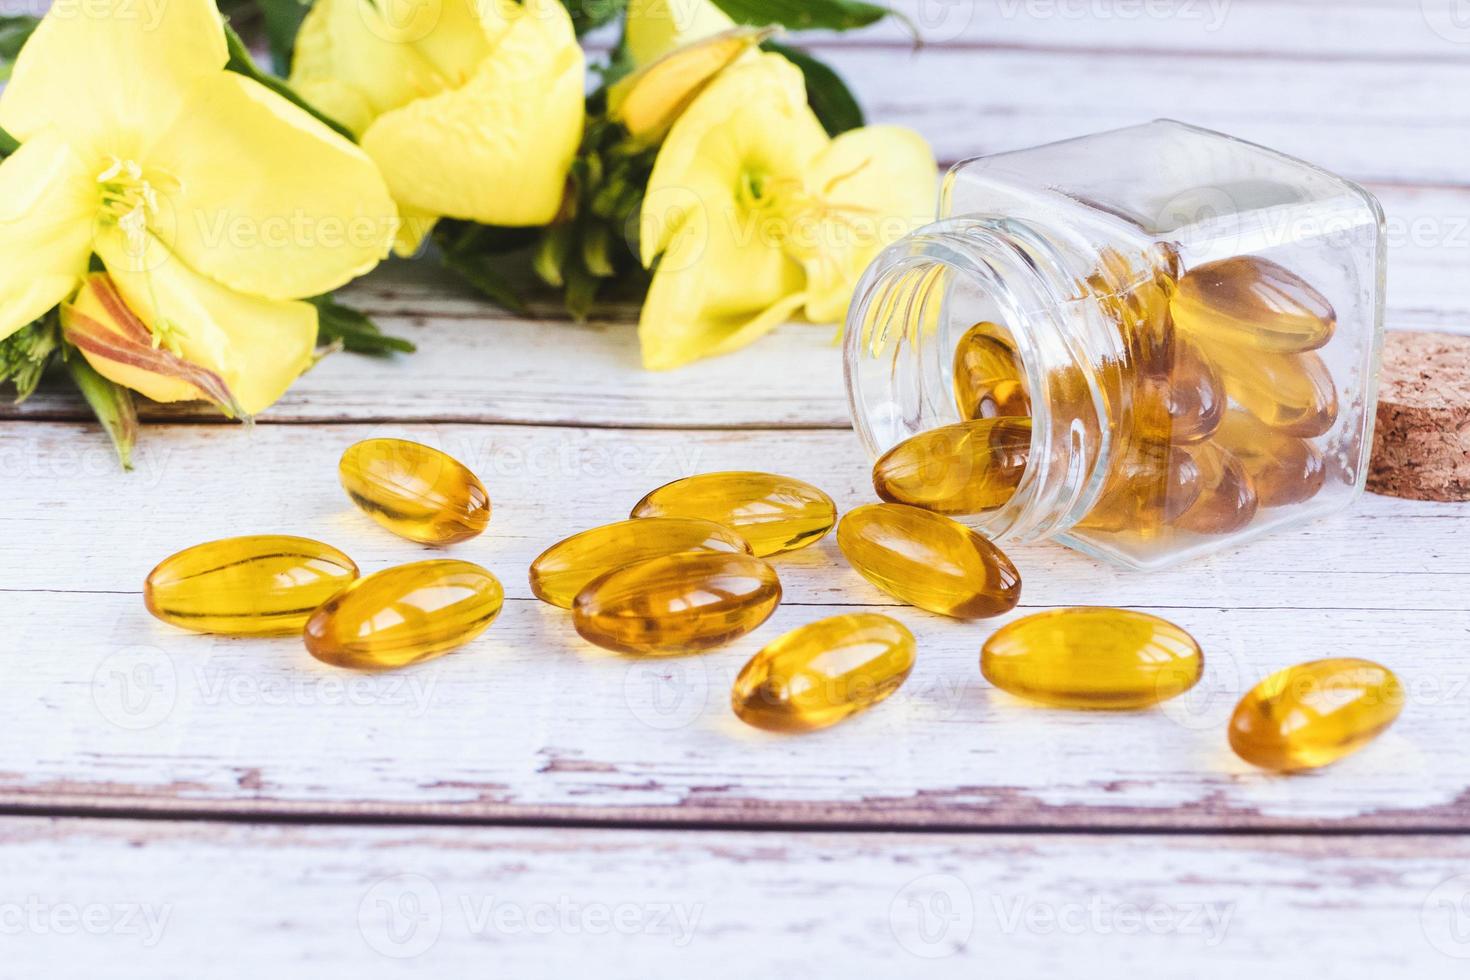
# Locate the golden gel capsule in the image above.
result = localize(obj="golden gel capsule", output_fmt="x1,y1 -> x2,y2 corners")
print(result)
1172,255 -> 1336,353
1139,336 -> 1225,445
1080,442 -> 1202,534
145,536 -> 359,635
572,551 -> 781,655
1229,658 -> 1403,771
304,560 -> 503,670
631,472 -> 836,557
953,321 -> 1030,419
732,613 -> 916,732
837,503 -> 1020,619
1172,442 -> 1259,535
873,418 -> 1031,515
529,517 -> 752,609
982,608 -> 1202,709
1213,410 -> 1326,508
1214,347 -> 1339,438
339,438 -> 491,546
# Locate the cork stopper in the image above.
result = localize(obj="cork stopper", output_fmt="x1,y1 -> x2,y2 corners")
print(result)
1367,331 -> 1470,501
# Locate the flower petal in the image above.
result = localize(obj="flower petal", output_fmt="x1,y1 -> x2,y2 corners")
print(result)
640,53 -> 826,266
62,273 -> 240,411
289,0 -> 470,136
0,130 -> 95,340
96,229 -> 318,416
144,70 -> 397,301
626,0 -> 735,68
795,125 -> 937,323
0,0 -> 226,146
639,183 -> 807,370
360,0 -> 585,227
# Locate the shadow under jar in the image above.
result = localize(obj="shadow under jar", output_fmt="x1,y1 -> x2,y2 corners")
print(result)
846,120 -> 1386,570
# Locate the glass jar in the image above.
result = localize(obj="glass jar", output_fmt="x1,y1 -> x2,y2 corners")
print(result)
844,120 -> 1385,570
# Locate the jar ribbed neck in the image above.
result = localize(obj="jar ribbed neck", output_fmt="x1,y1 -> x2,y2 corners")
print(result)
844,216 -> 1124,543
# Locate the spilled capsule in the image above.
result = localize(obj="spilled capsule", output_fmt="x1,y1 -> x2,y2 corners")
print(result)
1229,658 -> 1403,771
573,551 -> 781,655
873,418 -> 1032,515
145,535 -> 359,635
530,517 -> 752,609
981,608 -> 1203,709
304,560 -> 503,670
631,472 -> 836,557
1172,255 -> 1336,353
340,438 -> 491,546
732,613 -> 916,732
837,503 -> 1020,619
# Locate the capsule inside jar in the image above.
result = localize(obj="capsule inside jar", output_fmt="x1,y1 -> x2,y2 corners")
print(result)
1171,255 -> 1337,354
953,321 -> 1030,420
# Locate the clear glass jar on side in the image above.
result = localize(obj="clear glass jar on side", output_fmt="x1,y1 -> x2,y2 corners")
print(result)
844,120 -> 1386,570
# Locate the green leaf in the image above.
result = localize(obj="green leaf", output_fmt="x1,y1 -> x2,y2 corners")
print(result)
0,14 -> 38,83
65,353 -> 138,471
310,296 -> 416,356
709,0 -> 894,32
0,124 -> 19,159
764,41 -> 864,136
560,0 -> 627,36
440,251 -> 529,315
223,21 -> 356,142
255,0 -> 310,74
0,316 -> 59,403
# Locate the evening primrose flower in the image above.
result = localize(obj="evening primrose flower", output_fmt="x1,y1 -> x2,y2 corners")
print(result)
625,0 -> 737,68
290,0 -> 586,254
0,0 -> 397,415
637,53 -> 936,370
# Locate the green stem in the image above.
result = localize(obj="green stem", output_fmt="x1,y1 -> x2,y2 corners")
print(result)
65,355 -> 138,471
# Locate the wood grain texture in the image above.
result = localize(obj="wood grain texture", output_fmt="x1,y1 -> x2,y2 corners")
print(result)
2,422 -> 1467,829
3,818 -> 1469,977
4,179 -> 1468,429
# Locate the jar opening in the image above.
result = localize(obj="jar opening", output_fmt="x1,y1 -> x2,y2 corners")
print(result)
844,218 -> 1115,544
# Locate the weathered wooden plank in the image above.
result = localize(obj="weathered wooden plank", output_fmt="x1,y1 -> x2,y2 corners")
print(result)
815,0 -> 1461,60
1,421 -> 1467,608
2,182 -> 1466,428
1,422 -> 1467,828
3,818 -> 1468,977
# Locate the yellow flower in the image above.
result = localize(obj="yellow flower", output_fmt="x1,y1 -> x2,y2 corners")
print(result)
291,0 -> 586,254
625,0 -> 737,68
0,0 -> 397,415
638,53 -> 936,370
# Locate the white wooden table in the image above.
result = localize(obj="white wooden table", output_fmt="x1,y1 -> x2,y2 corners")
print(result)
4,2 -> 1470,974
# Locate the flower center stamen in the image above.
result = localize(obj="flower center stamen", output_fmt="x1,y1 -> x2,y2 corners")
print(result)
96,157 -> 174,259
